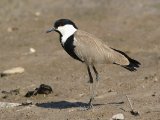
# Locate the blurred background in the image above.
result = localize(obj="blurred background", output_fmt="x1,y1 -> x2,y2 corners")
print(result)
0,0 -> 160,120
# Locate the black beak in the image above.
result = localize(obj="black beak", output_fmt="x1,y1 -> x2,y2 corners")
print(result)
46,27 -> 55,33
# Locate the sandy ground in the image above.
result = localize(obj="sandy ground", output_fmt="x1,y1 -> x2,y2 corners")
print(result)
0,0 -> 160,120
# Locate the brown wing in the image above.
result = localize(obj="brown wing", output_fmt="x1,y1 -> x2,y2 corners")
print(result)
74,30 -> 129,65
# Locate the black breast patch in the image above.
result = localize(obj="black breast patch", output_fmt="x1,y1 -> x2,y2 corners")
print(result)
62,35 -> 84,62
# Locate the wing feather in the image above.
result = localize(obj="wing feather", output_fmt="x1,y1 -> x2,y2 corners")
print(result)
74,30 -> 129,65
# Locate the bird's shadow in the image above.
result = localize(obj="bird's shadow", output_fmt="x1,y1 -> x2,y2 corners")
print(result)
36,101 -> 104,109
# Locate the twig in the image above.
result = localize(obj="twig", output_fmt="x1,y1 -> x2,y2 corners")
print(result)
125,95 -> 140,116
126,95 -> 133,110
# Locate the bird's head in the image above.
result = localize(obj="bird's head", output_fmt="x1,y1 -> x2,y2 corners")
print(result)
46,19 -> 78,36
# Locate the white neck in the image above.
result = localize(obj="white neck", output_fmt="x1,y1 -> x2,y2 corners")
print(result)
57,25 -> 77,45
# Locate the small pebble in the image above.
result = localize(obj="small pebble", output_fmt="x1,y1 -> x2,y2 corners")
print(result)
35,12 -> 41,16
7,27 -> 13,32
7,27 -> 18,32
79,93 -> 84,97
111,113 -> 124,120
1,67 -> 25,77
154,77 -> 158,82
29,48 -> 36,53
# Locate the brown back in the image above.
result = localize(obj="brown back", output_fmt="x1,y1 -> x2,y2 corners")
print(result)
74,30 -> 129,65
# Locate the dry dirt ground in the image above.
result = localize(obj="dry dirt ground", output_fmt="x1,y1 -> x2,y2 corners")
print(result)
0,0 -> 160,120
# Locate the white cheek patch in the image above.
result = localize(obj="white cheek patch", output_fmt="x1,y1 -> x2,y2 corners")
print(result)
57,26 -> 65,35
57,25 -> 77,45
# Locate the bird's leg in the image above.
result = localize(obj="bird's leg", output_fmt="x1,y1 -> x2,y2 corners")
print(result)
92,65 -> 99,81
87,66 -> 94,109
92,65 -> 99,96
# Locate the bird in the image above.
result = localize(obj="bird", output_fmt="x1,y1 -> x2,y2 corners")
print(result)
46,19 -> 141,109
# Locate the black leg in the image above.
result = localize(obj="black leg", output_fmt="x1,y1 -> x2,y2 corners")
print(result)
87,66 -> 93,83
86,66 -> 94,109
92,65 -> 99,81
92,65 -> 99,104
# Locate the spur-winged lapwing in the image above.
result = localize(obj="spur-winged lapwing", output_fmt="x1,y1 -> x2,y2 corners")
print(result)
46,19 -> 141,109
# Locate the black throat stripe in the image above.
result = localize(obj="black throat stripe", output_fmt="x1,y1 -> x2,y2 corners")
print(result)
61,35 -> 84,62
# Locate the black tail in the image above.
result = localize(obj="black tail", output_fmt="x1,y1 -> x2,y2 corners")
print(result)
111,48 -> 141,72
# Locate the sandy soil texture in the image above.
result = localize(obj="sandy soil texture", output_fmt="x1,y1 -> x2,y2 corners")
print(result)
0,0 -> 160,120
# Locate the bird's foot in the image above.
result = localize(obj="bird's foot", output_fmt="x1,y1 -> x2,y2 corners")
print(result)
86,102 -> 93,110
79,97 -> 94,110
78,102 -> 93,111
